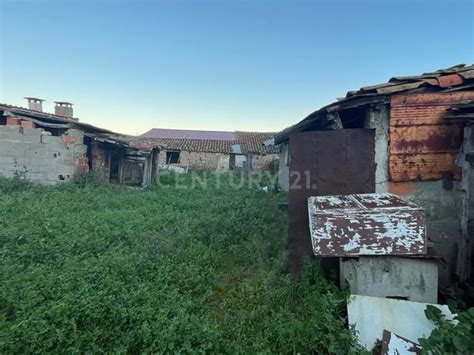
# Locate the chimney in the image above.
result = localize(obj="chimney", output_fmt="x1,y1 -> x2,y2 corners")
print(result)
54,101 -> 73,118
24,97 -> 45,112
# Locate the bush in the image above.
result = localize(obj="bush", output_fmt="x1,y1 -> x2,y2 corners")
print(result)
70,171 -> 107,188
0,176 -> 32,194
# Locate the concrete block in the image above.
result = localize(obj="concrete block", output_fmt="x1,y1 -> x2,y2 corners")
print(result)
21,135 -> 41,144
340,256 -> 438,303
0,125 -> 23,134
25,148 -> 49,159
47,172 -> 62,181
23,127 -> 43,136
0,156 -> 15,165
0,132 -> 22,142
13,157 -> 31,166
41,135 -> 62,144
7,146 -> 26,158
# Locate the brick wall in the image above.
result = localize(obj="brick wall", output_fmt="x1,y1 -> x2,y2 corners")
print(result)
0,125 -> 88,185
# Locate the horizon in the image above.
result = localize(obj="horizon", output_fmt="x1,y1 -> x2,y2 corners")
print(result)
1,0 -> 473,135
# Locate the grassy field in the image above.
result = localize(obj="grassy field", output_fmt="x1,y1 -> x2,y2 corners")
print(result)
0,174 -> 361,353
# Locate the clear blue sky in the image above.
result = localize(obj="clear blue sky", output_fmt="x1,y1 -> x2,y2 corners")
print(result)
0,0 -> 472,135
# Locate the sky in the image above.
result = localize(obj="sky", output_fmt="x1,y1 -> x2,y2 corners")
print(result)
0,0 -> 473,135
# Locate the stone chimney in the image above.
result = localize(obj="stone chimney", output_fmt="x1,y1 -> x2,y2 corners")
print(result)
24,97 -> 45,112
54,101 -> 73,118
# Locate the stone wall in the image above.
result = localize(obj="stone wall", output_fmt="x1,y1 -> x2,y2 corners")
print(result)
158,150 -> 230,172
0,125 -> 87,185
158,149 -> 278,172
251,153 -> 278,171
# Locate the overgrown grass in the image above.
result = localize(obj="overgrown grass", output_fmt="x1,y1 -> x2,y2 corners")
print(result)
0,174 -> 361,353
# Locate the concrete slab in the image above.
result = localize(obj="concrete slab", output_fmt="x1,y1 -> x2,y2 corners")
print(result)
0,125 -> 22,134
340,256 -> 438,303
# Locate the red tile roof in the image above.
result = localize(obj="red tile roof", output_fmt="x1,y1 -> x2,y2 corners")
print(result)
133,130 -> 278,154
141,128 -> 236,141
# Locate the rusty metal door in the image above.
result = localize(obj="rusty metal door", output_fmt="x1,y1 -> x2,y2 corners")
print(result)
288,129 -> 376,277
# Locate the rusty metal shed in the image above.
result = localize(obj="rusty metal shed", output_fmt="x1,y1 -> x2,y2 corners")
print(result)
276,64 -> 474,290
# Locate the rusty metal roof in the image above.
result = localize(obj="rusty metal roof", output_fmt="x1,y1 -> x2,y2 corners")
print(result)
308,193 -> 427,256
275,64 -> 474,144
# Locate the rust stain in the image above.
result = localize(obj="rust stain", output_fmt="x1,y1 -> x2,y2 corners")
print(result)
390,125 -> 463,154
389,152 -> 458,181
389,91 -> 474,182
389,182 -> 415,196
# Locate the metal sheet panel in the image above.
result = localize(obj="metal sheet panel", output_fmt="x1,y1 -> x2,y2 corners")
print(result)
288,129 -> 375,277
308,193 -> 426,256
390,92 -> 474,181
348,295 -> 455,351
381,330 -> 421,355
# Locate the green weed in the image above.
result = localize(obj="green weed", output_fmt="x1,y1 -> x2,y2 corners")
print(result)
0,174 -> 360,353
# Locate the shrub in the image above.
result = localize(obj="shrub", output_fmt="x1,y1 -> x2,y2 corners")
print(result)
0,176 -> 32,194
418,304 -> 474,354
70,171 -> 107,188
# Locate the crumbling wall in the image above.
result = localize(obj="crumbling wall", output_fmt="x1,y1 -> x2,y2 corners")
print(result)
0,125 -> 87,185
158,150 -> 230,171
365,104 -> 390,193
250,153 -> 278,172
